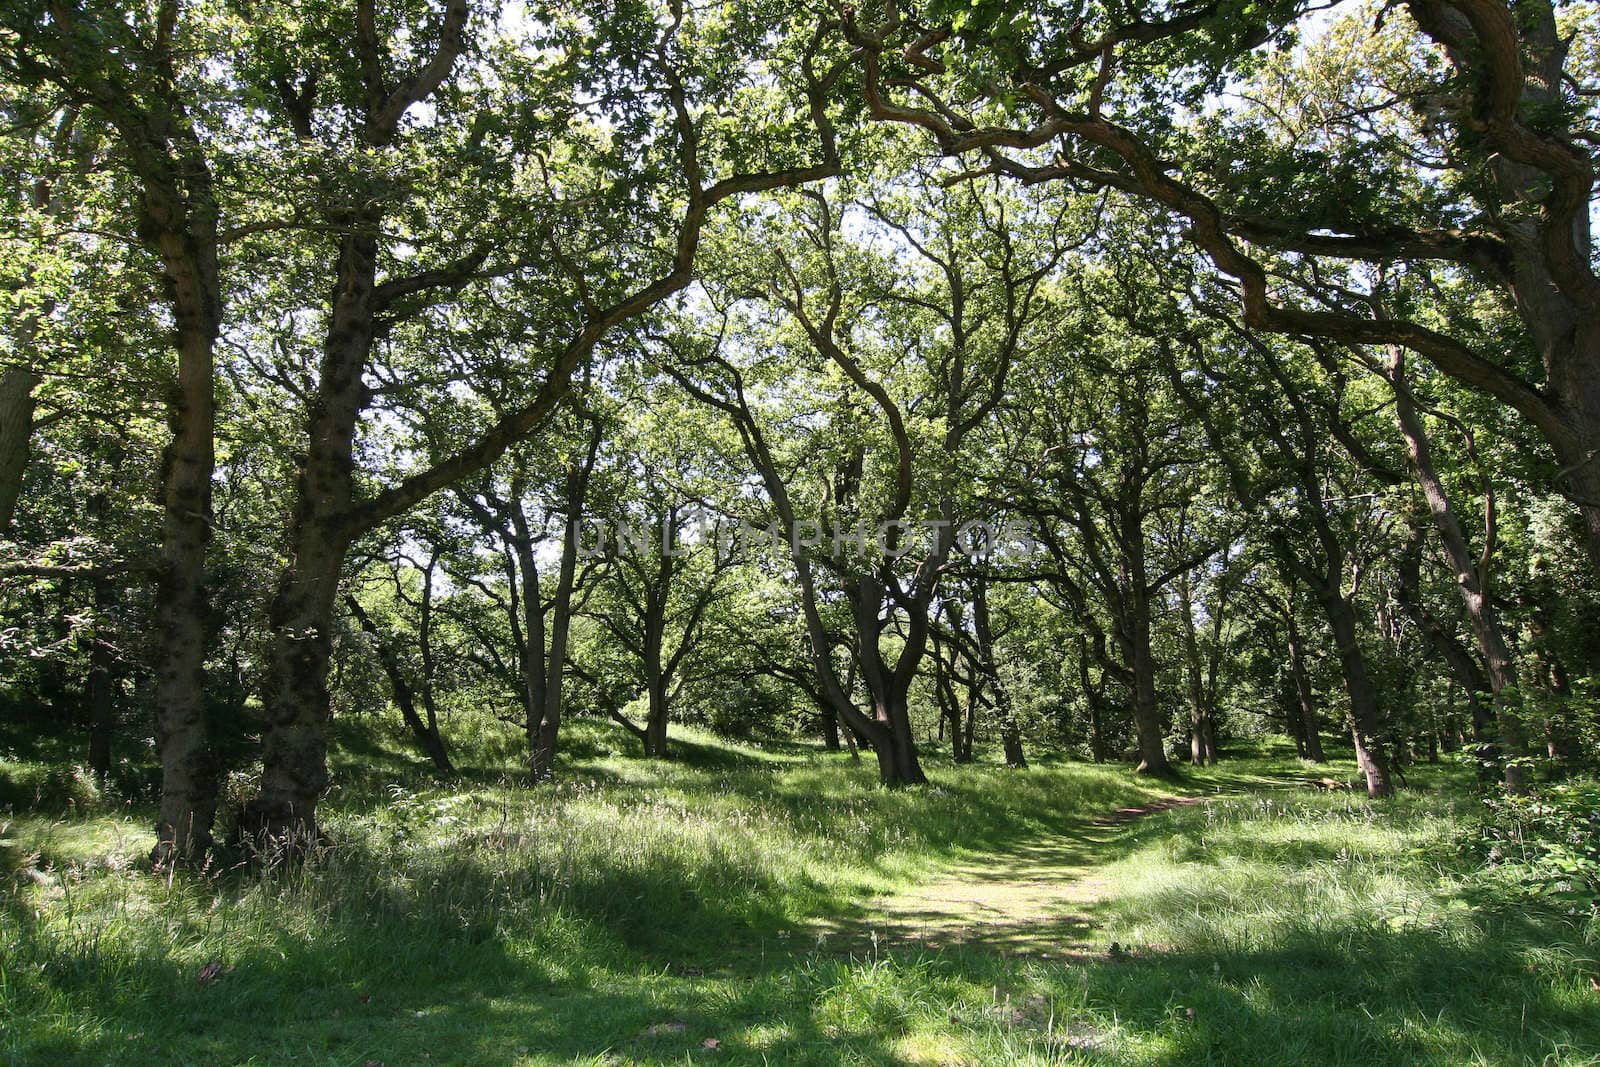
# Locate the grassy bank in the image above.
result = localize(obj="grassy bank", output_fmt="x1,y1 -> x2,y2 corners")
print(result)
2,722 -> 1596,1065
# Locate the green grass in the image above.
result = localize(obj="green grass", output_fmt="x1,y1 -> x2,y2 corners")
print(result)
2,721 -> 1597,1065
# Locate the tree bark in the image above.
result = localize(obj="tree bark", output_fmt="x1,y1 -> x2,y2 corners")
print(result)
492,426 -> 600,779
1283,603 -> 1326,763
413,548 -> 453,772
960,685 -> 977,765
851,574 -> 930,785
246,218 -> 377,849
33,13 -> 231,866
839,657 -> 864,762
1126,584 -> 1172,777
343,594 -> 453,773
151,309 -> 221,862
1321,587 -> 1394,798
994,700 -> 1027,768
530,471 -> 589,777
971,578 -> 1026,768
1076,635 -> 1109,763
1176,570 -> 1213,766
1200,555 -> 1229,764
821,699 -> 842,751
930,628 -> 963,759
0,366 -> 40,535
1396,522 -> 1494,742
1386,348 -> 1527,789
643,677 -> 670,759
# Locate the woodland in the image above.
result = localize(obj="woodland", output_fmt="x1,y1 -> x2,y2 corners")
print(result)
2,0 -> 1600,1063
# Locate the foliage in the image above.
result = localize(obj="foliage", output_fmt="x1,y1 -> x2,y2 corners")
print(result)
1471,779 -> 1600,911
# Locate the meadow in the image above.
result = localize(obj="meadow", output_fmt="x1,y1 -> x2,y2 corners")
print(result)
3,721 -> 1597,1066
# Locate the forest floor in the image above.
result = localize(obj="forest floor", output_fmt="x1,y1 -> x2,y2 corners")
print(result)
817,796 -> 1207,958
3,720 -> 1599,1066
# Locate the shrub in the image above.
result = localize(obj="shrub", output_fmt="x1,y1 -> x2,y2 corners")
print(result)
1471,779 -> 1600,910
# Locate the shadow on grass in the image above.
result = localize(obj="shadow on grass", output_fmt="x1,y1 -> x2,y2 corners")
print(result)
1,839 -> 915,1067
1047,909 -> 1600,1065
10,728 -> 1577,1065
9,875 -> 1593,1067
812,814 -> 1155,958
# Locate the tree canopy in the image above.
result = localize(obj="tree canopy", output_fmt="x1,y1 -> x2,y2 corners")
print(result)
2,0 -> 1598,861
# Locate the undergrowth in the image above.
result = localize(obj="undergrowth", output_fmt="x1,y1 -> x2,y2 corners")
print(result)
3,720 -> 1597,1065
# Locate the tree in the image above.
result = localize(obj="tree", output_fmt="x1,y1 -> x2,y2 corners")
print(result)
1002,239 -> 1220,778
451,405 -> 603,778
841,0 -> 1600,579
1240,559 -> 1329,763
583,389 -> 736,758
5,0 -> 247,861
670,167 -> 1068,783
222,0 -> 841,846
1169,510 -> 1234,766
1172,315 -> 1398,796
343,534 -> 457,774
1383,345 -> 1529,786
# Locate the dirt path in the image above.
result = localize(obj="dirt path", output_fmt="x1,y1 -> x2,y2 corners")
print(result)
817,796 -> 1204,957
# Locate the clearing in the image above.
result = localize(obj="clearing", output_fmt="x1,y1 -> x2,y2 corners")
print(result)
3,725 -> 1597,1065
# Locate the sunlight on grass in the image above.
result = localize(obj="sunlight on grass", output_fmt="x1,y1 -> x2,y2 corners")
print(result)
4,724 -> 1598,1065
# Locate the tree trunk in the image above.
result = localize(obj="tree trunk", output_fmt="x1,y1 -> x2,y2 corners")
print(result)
868,686 -> 928,785
845,719 -> 862,758
1396,521 -> 1494,742
1200,556 -> 1230,766
999,712 -> 1027,768
63,80 -> 232,867
344,594 -> 453,773
1076,636 -> 1109,763
251,539 -> 344,849
0,366 -> 40,534
1321,590 -> 1394,798
246,223 -> 377,850
1127,590 -> 1173,777
971,578 -> 1025,768
960,688 -> 976,765
851,575 -> 929,786
1283,681 -> 1308,759
929,630 -> 962,758
414,550 -> 452,769
638,578 -> 672,758
933,615 -> 975,763
151,301 -> 222,865
839,679 -> 863,761
643,671 -> 670,758
1176,571 -> 1212,766
521,427 -> 598,778
821,701 -> 842,751
506,497 -> 551,774
947,687 -> 973,763
1387,349 -> 1526,790
1284,606 -> 1326,762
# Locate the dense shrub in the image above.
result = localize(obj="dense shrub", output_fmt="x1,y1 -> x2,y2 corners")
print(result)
1471,780 -> 1600,910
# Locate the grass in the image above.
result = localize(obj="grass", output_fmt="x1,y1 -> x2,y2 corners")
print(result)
2,719 -> 1598,1065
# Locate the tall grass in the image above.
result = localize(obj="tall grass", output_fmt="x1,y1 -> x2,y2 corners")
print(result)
3,721 -> 1597,1065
